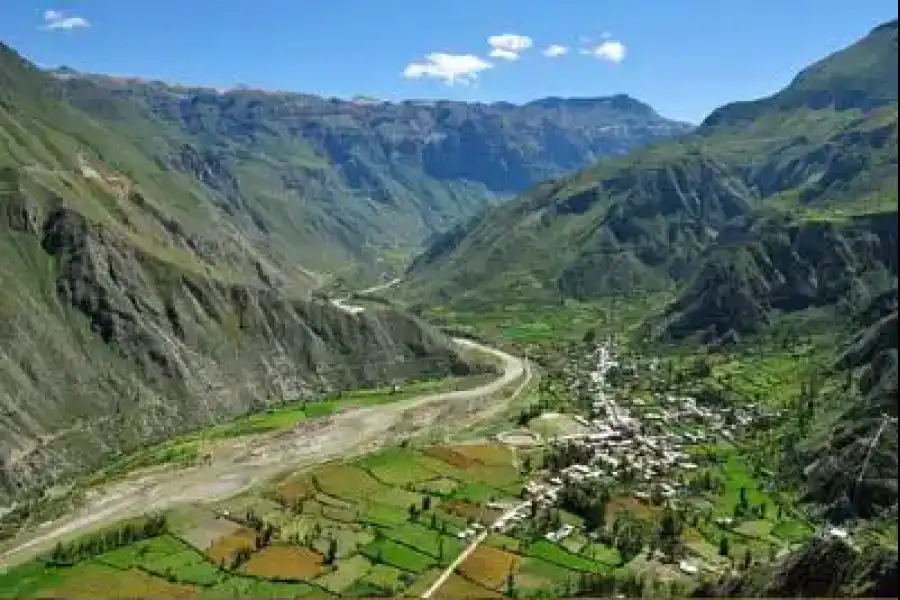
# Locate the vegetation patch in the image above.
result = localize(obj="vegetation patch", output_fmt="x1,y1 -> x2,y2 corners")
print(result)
275,473 -> 316,506
437,573 -> 503,599
39,561 -> 197,599
206,575 -> 324,597
240,545 -> 324,580
440,498 -> 499,523
605,494 -> 656,521
360,537 -> 435,573
98,534 -> 220,586
452,443 -> 514,466
457,545 -> 522,590
175,513 -> 242,552
424,446 -> 477,468
359,563 -> 411,594
205,527 -> 258,566
526,540 -> 606,573
313,554 -> 372,593
404,568 -> 444,597
381,522 -> 462,560
358,448 -> 444,486
416,476 -> 460,496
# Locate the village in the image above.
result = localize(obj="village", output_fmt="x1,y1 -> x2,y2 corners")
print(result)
451,341 -> 793,578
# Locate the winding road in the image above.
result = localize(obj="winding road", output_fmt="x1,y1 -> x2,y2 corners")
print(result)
0,288 -> 532,572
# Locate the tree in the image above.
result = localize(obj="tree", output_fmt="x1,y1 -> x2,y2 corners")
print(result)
505,569 -> 517,598
408,504 -> 419,522
422,495 -> 432,512
325,537 -> 338,565
719,537 -> 730,557
742,548 -> 753,570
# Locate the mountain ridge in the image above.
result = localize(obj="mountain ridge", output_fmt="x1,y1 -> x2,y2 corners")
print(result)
48,68 -> 691,287
0,41 -> 483,502
402,18 -> 898,313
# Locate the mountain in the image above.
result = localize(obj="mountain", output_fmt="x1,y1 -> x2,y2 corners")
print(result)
796,288 -> 898,519
0,43 -> 484,502
49,71 -> 691,284
656,211 -> 897,345
401,17 -> 899,541
403,19 -> 898,314
694,535 -> 897,598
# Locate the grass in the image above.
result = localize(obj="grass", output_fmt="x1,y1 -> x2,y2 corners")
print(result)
714,453 -> 774,517
381,522 -> 463,560
457,545 -> 521,590
525,540 -> 609,573
358,563 -> 409,593
771,519 -> 815,543
313,554 -> 372,593
436,573 -> 502,599
425,294 -> 671,353
360,537 -> 436,573
0,561 -> 70,598
357,447 -> 446,486
0,561 -> 198,599
97,535 -> 221,585
240,545 -> 323,580
203,576 -> 324,598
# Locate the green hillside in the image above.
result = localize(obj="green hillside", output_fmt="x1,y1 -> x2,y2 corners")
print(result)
403,16 -> 899,559
0,43 -> 480,502
403,20 -> 898,314
51,72 -> 690,285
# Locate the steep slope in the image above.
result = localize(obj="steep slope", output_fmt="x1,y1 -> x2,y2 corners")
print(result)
403,19 -> 898,309
796,290 -> 898,520
695,535 -> 898,598
52,72 -> 690,282
657,211 -> 897,345
0,44 -> 474,501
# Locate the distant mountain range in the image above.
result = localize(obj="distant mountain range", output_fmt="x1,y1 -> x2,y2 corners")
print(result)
46,68 -> 692,285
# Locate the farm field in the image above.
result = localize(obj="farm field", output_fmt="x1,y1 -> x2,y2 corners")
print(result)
0,416 -> 822,600
0,340 -> 830,600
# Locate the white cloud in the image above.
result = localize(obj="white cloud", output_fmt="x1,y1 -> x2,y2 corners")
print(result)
487,33 -> 533,61
542,44 -> 569,58
402,52 -> 493,86
586,40 -> 626,63
42,8 -> 90,30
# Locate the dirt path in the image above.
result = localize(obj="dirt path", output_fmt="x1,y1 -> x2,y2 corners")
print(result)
421,499 -> 532,599
0,338 -> 530,571
421,531 -> 488,599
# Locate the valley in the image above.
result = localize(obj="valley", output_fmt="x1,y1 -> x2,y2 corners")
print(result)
0,9 -> 897,600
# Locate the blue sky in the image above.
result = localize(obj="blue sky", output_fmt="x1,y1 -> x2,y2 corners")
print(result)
1,1 -> 897,123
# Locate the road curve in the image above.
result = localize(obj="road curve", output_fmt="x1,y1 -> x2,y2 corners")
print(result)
0,338 -> 529,571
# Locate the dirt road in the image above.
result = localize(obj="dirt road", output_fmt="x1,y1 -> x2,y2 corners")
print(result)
0,338 -> 530,571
